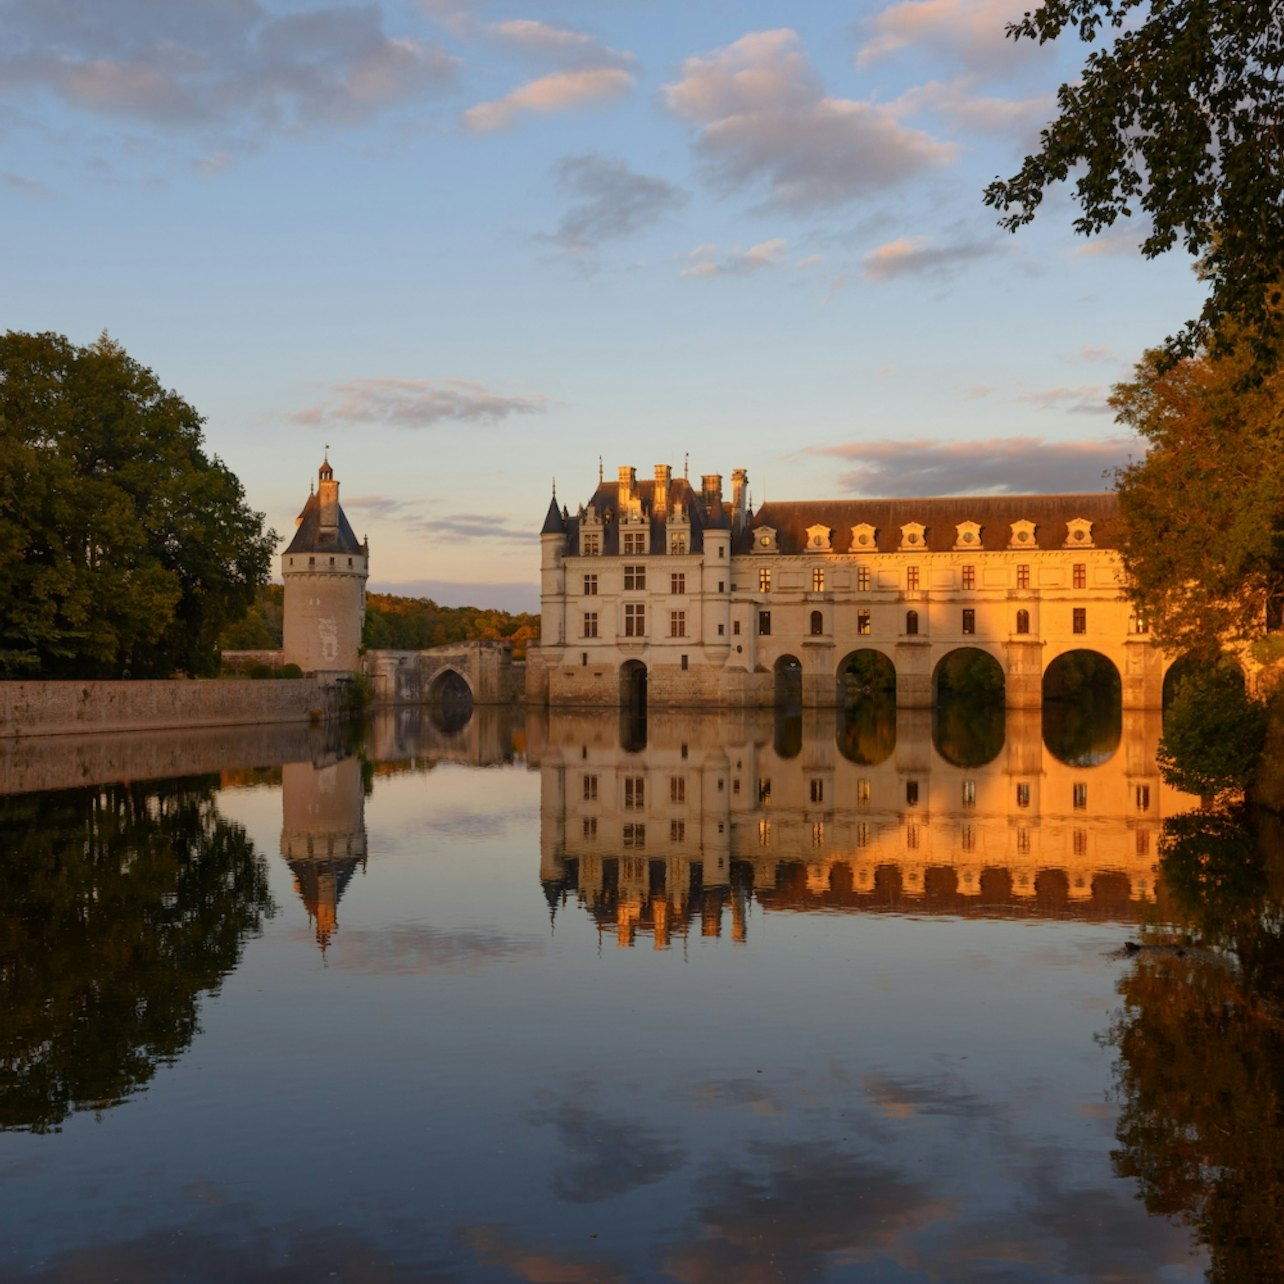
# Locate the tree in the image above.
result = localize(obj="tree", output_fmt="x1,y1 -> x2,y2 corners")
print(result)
1157,662 -> 1267,799
1113,333 -> 1284,652
0,331 -> 276,677
984,0 -> 1284,365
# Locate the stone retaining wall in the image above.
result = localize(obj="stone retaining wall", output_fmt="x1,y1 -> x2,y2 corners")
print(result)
0,679 -> 345,739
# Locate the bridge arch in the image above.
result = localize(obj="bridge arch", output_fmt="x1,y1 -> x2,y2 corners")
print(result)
836,648 -> 897,706
932,647 -> 1004,703
774,654 -> 803,711
1042,649 -> 1121,765
620,659 -> 647,714
426,666 -> 474,733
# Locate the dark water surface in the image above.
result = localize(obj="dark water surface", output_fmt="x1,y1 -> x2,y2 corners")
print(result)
0,705 -> 1228,1281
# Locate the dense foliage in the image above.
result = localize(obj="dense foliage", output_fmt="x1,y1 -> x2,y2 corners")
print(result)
1157,662 -> 1267,799
984,0 -> 1284,366
0,331 -> 276,677
1113,334 -> 1284,652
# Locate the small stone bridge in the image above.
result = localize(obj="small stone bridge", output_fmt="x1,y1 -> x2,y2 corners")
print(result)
364,640 -> 518,707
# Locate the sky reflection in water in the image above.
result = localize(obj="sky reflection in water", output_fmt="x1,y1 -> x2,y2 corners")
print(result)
0,705 -> 1211,1282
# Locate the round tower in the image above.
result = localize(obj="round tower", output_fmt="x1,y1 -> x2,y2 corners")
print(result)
281,457 -> 369,673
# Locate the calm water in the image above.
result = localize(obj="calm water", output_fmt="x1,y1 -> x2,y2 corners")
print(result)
0,700 -> 1254,1282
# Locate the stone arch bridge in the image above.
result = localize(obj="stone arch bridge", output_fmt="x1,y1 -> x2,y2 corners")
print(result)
365,641 -> 518,708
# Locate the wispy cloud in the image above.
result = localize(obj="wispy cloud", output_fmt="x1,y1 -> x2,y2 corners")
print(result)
292,377 -> 548,428
1016,385 -> 1112,415
862,234 -> 995,281
891,77 -> 1052,139
682,239 -> 812,278
1,169 -> 54,197
543,154 -> 686,254
663,29 -> 954,212
487,20 -> 632,69
804,435 -> 1139,494
857,0 -> 1042,74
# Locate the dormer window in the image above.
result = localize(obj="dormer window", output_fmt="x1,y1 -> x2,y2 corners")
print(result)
755,526 -> 779,553
1065,518 -> 1094,547
1009,519 -> 1037,548
805,524 -> 832,551
899,522 -> 926,550
581,531 -> 601,556
622,530 -> 647,555
850,523 -> 877,551
954,521 -> 982,550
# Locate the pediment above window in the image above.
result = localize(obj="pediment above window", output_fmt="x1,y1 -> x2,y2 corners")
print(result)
850,523 -> 878,551
1009,519 -> 1037,548
1064,518 -> 1094,547
954,521 -> 982,550
899,522 -> 927,550
805,524 -> 832,552
755,526 -> 779,553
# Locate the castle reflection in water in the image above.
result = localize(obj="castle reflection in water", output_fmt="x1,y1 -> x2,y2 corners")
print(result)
271,702 -> 1195,954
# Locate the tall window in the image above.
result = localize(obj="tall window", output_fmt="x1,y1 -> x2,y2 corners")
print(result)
583,817 -> 597,840
1136,784 -> 1151,811
669,611 -> 686,638
1073,608 -> 1087,634
857,778 -> 871,805
670,572 -> 685,595
962,608 -> 976,634
758,610 -> 772,636
1017,564 -> 1030,589
810,779 -> 824,804
583,774 -> 598,801
850,566 -> 867,592
758,778 -> 771,804
624,603 -> 645,636
906,565 -> 920,591
1016,609 -> 1030,634
962,565 -> 976,590
582,612 -> 598,638
1016,782 -> 1030,808
623,531 -> 646,555
624,777 -> 645,809
1133,613 -> 1150,634
963,780 -> 976,807
906,780 -> 919,806
671,819 -> 685,842
906,610 -> 919,635
812,566 -> 825,592
623,823 -> 646,849
1073,782 -> 1087,809
759,567 -> 771,592
1073,563 -> 1087,589
810,610 -> 824,636
581,532 -> 600,556
670,534 -> 687,555
624,564 -> 645,590
671,776 -> 686,803
858,610 -> 871,635
583,573 -> 598,596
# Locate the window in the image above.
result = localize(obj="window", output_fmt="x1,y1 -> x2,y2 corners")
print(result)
962,824 -> 975,853
1016,782 -> 1030,808
717,624 -> 725,636
1133,614 -> 1150,634
624,603 -> 646,636
1017,564 -> 1030,589
758,819 -> 772,847
681,654 -> 688,670
759,567 -> 771,592
581,532 -> 600,556
906,566 -> 920,591
856,822 -> 870,848
963,779 -> 976,807
1137,830 -> 1150,857
671,776 -> 686,804
623,823 -> 645,849
758,611 -> 771,635
1073,608 -> 1087,634
810,779 -> 824,804
623,531 -> 646,555
810,610 -> 824,635
624,564 -> 645,590
670,534 -> 687,555
811,822 -> 825,848
583,774 -> 598,801
583,573 -> 598,596
857,778 -> 871,805
906,780 -> 919,806
670,572 -> 686,595
906,609 -> 919,635
717,581 -> 725,593
1016,827 -> 1030,855
670,819 -> 685,842
670,611 -> 686,638
1073,563 -> 1087,589
962,565 -> 976,590
758,778 -> 772,804
624,777 -> 645,809
962,608 -> 976,634
857,566 -> 871,591
812,567 -> 825,592
1073,782 -> 1087,809
733,620 -> 741,635
1073,829 -> 1087,856
582,817 -> 597,840
1136,784 -> 1151,811
1016,609 -> 1030,634
582,612 -> 598,638
858,610 -> 871,635
906,822 -> 919,850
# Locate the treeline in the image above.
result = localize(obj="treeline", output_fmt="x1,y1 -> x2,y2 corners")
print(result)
219,585 -> 539,657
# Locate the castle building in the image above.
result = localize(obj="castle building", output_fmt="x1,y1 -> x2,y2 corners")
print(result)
528,463 -> 1172,710
282,457 -> 369,674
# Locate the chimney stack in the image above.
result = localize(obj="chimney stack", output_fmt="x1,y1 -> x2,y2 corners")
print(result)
654,464 -> 672,513
618,465 -> 636,508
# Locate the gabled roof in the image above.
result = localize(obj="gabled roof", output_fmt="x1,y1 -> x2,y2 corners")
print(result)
284,490 -> 365,556
560,475 -> 730,555
741,493 -> 1120,554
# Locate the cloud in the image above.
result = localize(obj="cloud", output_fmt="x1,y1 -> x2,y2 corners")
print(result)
804,435 -> 1140,494
544,153 -> 686,254
459,1225 -> 627,1284
403,513 -> 531,545
857,0 -> 1041,74
291,377 -> 548,428
370,579 -> 538,612
862,234 -> 995,281
1016,385 -> 1112,415
681,238 -> 802,278
487,20 -> 632,70
662,29 -> 954,211
0,0 -> 458,136
892,77 -> 1052,139
462,65 -> 634,131
333,922 -> 538,974
1,169 -> 53,197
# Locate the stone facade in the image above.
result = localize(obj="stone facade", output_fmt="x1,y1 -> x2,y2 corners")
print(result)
529,464 -> 1174,710
282,457 -> 368,674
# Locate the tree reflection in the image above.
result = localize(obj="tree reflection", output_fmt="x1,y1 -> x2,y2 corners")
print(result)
932,695 -> 1004,767
836,695 -> 896,765
0,778 -> 274,1133
1107,803 -> 1284,1278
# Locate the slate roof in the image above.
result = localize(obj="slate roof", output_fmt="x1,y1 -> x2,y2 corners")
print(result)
560,476 -> 731,555
740,493 -> 1120,555
284,489 -> 366,556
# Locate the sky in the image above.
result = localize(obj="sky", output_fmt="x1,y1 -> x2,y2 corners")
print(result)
1,0 -> 1205,612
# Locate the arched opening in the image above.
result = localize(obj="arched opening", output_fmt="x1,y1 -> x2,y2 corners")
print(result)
774,654 -> 803,711
837,702 -> 896,765
620,660 -> 647,713
836,649 -> 896,706
810,609 -> 824,636
1015,609 -> 1030,635
427,668 -> 474,734
932,648 -> 1004,767
1162,653 -> 1212,711
905,609 -> 919,636
1042,650 -> 1121,765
